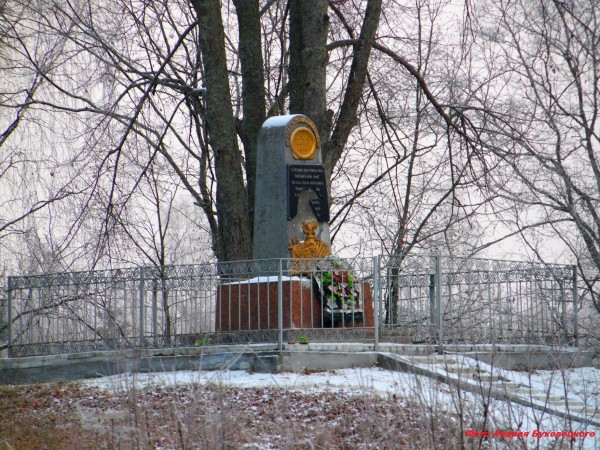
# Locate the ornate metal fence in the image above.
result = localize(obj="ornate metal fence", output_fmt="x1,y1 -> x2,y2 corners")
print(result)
379,256 -> 578,346
5,257 -> 375,357
3,255 -> 578,357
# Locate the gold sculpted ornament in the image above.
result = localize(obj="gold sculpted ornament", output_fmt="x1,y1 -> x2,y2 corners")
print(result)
289,220 -> 331,274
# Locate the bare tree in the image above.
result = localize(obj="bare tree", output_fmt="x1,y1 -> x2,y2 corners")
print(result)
328,0 -> 488,259
0,0 -> 500,274
0,0 -> 387,264
0,1 -> 78,247
457,0 -> 600,310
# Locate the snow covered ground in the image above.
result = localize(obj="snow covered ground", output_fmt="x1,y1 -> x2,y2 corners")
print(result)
85,363 -> 600,449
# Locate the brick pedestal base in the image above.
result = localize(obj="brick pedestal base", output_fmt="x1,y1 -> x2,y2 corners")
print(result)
216,278 -> 374,331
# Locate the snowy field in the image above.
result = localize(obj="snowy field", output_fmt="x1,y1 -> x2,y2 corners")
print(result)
85,364 -> 600,449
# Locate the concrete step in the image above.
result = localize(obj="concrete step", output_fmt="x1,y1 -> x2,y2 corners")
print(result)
409,356 -> 457,365
471,374 -> 502,382
503,385 -> 529,392
493,381 -> 522,389
529,394 -> 564,402
570,407 -> 599,417
503,390 -> 533,400
562,400 -> 585,407
443,366 -> 476,374
379,351 -> 600,428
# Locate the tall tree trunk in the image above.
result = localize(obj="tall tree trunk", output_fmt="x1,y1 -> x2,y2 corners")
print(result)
233,0 -> 266,236
289,0 -> 331,146
289,0 -> 382,180
192,0 -> 252,262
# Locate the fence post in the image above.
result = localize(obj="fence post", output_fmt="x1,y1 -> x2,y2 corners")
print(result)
488,280 -> 494,350
277,259 -> 283,352
373,255 -> 380,351
560,279 -> 568,344
152,279 -> 158,347
6,276 -> 12,358
429,274 -> 436,329
572,266 -> 578,347
435,256 -> 443,353
139,267 -> 145,348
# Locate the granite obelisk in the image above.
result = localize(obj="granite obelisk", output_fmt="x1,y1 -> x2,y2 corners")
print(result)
253,115 -> 330,260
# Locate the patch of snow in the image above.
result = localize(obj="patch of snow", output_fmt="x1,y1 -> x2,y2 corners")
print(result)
84,364 -> 600,449
221,275 -> 306,285
261,115 -> 297,129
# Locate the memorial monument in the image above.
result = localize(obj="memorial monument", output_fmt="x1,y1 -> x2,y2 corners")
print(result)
253,114 -> 331,262
217,115 -> 373,334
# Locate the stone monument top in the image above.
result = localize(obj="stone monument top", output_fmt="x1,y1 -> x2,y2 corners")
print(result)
252,115 -> 331,262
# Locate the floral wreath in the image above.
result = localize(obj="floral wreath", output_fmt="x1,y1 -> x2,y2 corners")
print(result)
314,259 -> 360,313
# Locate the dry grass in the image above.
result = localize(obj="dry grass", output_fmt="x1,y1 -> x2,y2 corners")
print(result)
0,377 -> 463,449
0,384 -> 95,449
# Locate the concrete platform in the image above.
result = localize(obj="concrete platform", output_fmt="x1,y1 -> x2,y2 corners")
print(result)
0,342 -> 595,386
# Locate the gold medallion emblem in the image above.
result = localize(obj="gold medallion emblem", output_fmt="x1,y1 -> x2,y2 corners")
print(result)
290,127 -> 317,160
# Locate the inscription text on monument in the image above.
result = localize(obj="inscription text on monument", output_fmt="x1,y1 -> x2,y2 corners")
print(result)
287,165 -> 329,222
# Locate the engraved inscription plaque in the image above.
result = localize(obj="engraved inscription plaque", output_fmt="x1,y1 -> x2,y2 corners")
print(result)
287,164 -> 329,222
